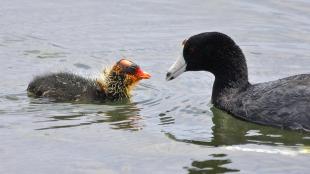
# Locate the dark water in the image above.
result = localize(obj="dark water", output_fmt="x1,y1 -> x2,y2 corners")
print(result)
1,0 -> 310,173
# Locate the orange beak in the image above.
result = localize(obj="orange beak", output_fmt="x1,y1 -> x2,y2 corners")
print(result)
135,68 -> 151,79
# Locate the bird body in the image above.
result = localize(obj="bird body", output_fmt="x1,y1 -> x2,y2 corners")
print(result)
167,32 -> 310,132
28,72 -> 105,102
28,59 -> 150,103
217,74 -> 310,131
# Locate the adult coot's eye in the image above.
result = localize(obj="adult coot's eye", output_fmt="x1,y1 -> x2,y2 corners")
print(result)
189,47 -> 195,53
183,46 -> 195,58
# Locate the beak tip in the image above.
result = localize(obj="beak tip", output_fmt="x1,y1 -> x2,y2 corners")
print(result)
166,72 -> 174,81
144,72 -> 151,79
140,72 -> 151,79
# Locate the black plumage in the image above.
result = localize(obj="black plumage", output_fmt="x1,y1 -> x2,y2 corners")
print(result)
167,32 -> 310,132
27,72 -> 106,102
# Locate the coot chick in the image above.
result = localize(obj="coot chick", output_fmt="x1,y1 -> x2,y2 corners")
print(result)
166,32 -> 310,132
28,59 -> 151,102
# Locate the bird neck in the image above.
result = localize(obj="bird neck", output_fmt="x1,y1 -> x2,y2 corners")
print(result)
106,74 -> 130,100
211,49 -> 250,105
96,70 -> 132,101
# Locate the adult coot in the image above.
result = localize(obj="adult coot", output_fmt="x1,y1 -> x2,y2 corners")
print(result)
28,59 -> 151,103
166,32 -> 310,132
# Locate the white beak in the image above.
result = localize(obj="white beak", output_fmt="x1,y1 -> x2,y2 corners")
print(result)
166,54 -> 187,81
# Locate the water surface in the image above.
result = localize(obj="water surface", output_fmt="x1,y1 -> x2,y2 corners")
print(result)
1,0 -> 310,173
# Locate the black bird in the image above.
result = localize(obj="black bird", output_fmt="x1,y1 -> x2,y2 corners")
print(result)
28,59 -> 151,103
166,32 -> 310,132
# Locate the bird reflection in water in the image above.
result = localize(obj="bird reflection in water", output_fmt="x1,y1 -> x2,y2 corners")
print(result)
166,107 -> 310,173
210,107 -> 310,146
184,154 -> 239,174
35,103 -> 142,131
166,107 -> 310,147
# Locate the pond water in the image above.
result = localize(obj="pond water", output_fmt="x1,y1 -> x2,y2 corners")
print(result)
1,0 -> 310,173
